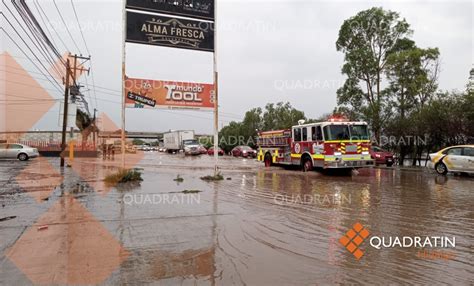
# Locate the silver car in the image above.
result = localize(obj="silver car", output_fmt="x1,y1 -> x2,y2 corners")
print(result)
0,143 -> 39,161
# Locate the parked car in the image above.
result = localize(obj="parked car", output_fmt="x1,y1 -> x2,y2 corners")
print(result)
198,145 -> 207,154
207,146 -> 224,156
370,146 -> 394,166
428,145 -> 474,175
0,143 -> 39,161
231,145 -> 257,158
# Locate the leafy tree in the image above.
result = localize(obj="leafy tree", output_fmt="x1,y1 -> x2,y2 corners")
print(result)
218,121 -> 243,152
419,92 -> 468,149
336,7 -> 412,140
262,102 -> 306,130
386,45 -> 440,116
241,107 -> 263,140
132,139 -> 145,145
218,102 -> 307,152
384,43 -> 440,164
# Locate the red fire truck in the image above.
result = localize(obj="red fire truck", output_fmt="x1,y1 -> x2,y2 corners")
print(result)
257,117 -> 374,171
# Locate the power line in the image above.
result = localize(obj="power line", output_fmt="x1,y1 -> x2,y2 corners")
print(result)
33,0 -> 69,52
30,0 -> 59,51
13,1 -> 63,61
2,65 -> 242,121
52,0 -> 82,54
0,27 -> 63,93
1,3 -> 64,80
0,92 -> 59,101
69,0 -> 98,110
69,0 -> 89,54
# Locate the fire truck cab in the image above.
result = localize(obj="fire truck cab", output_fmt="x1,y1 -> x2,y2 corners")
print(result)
257,118 -> 374,171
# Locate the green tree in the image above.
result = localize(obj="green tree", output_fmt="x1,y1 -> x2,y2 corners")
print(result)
336,7 -> 412,140
218,121 -> 243,152
218,102 -> 307,152
262,102 -> 306,130
241,107 -> 263,141
384,44 -> 440,164
132,139 -> 146,145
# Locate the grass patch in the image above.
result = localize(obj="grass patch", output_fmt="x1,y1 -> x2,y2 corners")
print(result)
173,175 -> 184,182
182,189 -> 201,194
104,169 -> 143,185
200,172 -> 224,181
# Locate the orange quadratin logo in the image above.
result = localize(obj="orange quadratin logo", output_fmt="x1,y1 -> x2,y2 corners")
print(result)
339,222 -> 370,260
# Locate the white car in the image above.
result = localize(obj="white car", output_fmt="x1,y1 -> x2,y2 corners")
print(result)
428,145 -> 474,175
182,139 -> 201,155
0,143 -> 39,161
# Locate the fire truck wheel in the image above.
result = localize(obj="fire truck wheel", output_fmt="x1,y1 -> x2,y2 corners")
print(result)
264,153 -> 272,167
302,157 -> 312,172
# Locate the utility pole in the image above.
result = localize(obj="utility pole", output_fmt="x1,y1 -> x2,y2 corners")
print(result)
70,55 -> 78,140
60,54 -> 91,167
93,108 -> 97,150
60,58 -> 71,167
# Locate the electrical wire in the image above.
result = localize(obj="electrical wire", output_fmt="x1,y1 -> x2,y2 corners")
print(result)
0,12 -> 63,82
69,0 -> 98,110
1,2 -> 63,79
33,0 -> 69,53
13,1 -> 63,61
0,28 -> 63,93
52,0 -> 82,54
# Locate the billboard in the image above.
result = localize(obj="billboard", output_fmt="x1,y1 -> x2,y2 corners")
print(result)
125,78 -> 215,110
126,0 -> 214,21
126,11 -> 214,52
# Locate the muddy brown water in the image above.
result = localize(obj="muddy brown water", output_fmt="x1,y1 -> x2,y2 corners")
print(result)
0,153 -> 473,285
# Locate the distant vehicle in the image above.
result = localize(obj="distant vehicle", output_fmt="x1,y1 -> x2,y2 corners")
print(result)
428,145 -> 474,175
0,143 -> 39,161
231,146 -> 257,158
137,144 -> 150,151
198,145 -> 207,154
183,139 -> 201,155
370,146 -> 394,166
163,130 -> 195,153
207,146 -> 224,156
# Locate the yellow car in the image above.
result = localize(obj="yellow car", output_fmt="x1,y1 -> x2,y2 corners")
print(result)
428,145 -> 474,175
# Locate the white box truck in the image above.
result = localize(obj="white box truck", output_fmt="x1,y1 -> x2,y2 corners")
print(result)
163,130 -> 195,153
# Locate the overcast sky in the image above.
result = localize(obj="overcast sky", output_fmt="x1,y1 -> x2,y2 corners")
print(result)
2,0 -> 472,134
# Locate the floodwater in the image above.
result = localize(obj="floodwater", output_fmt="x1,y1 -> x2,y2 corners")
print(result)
0,152 -> 473,285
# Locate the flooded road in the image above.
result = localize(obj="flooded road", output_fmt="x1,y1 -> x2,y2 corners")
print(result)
1,152 -> 473,285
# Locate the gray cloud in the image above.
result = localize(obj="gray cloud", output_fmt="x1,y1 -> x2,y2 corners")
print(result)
2,0 -> 472,134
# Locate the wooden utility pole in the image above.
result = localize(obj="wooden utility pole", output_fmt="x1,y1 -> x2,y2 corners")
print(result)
60,58 -> 71,167
93,108 -> 97,149
60,54 -> 91,167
